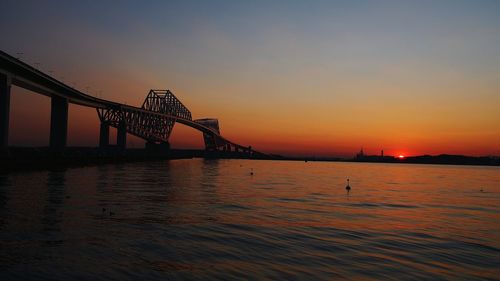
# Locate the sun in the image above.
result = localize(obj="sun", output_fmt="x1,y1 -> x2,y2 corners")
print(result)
398,154 -> 405,159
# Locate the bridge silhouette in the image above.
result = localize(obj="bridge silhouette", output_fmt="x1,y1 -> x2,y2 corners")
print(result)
0,50 -> 265,158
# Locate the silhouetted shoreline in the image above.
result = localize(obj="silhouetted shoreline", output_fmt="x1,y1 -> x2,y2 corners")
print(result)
284,154 -> 500,166
0,147 -> 273,172
1,147 -> 498,173
352,154 -> 500,166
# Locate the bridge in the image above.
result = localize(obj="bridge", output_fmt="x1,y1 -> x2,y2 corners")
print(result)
0,50 -> 265,158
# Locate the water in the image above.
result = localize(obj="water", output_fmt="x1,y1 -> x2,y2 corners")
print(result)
1,159 -> 499,280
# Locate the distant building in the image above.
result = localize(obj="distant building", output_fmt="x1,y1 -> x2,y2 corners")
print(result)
354,148 -> 396,163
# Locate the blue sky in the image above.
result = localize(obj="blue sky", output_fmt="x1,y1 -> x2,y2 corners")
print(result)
1,0 -> 499,155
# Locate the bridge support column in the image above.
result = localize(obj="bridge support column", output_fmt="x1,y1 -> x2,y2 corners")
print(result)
99,122 -> 109,148
50,96 -> 68,151
0,73 -> 11,151
117,120 -> 127,149
145,141 -> 170,154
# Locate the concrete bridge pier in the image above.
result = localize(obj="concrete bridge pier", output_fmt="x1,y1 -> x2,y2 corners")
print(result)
0,73 -> 11,152
99,122 -> 109,148
145,141 -> 170,154
117,120 -> 127,149
49,96 -> 68,151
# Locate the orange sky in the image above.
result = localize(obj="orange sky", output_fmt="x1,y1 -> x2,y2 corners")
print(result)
2,1 -> 500,157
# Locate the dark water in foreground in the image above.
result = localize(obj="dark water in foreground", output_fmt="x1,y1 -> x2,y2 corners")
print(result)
0,159 -> 499,280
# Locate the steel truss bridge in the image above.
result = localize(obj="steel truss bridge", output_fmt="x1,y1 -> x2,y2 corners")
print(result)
0,50 -> 264,157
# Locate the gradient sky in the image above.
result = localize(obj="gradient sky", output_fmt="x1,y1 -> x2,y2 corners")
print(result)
1,0 -> 499,157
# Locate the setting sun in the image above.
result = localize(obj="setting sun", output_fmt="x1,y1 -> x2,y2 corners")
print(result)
398,154 -> 405,159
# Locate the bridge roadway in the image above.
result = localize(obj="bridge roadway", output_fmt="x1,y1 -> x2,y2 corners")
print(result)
0,50 -> 260,156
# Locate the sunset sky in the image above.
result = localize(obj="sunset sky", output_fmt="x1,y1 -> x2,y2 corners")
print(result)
1,0 -> 499,157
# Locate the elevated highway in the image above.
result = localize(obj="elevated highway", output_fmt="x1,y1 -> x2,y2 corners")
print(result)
0,50 -> 264,157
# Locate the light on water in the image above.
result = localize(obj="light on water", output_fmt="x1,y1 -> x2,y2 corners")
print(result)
1,160 -> 499,280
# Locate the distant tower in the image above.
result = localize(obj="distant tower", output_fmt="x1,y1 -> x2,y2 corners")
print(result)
381,150 -> 384,157
356,147 -> 365,159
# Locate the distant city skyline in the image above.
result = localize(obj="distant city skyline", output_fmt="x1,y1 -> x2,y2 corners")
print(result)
1,0 -> 499,157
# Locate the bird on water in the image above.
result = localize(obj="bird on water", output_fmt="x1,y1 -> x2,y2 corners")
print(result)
346,178 -> 351,192
250,168 -> 254,176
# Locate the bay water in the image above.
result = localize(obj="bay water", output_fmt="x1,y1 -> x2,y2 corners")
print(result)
1,159 -> 499,280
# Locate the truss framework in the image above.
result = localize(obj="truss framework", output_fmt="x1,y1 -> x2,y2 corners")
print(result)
97,90 -> 191,143
95,89 -> 260,156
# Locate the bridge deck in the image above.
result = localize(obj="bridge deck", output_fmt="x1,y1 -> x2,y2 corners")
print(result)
0,50 -> 263,154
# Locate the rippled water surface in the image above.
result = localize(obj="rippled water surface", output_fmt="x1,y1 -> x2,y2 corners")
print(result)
1,159 -> 499,280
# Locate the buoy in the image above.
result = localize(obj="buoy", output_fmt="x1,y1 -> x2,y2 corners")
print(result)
346,178 -> 351,192
250,168 -> 254,176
